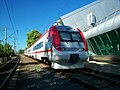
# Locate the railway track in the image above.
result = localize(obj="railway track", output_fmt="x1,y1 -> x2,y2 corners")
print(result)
0,56 -> 20,90
26,56 -> 120,89
78,68 -> 120,85
59,68 -> 120,90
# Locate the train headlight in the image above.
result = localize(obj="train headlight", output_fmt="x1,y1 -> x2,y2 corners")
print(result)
81,48 -> 84,51
62,47 -> 65,51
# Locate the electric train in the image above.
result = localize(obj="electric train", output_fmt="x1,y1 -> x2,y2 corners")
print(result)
24,26 -> 89,69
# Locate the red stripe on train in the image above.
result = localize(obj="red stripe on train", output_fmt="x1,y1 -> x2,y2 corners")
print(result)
30,48 -> 52,54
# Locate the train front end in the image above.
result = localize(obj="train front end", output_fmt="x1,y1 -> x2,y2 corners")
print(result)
49,26 -> 89,69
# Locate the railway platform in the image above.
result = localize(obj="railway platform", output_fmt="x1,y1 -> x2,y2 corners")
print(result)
84,60 -> 120,76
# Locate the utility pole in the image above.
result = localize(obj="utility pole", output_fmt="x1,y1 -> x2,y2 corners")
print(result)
0,27 -> 7,44
8,36 -> 16,54
13,37 -> 16,54
4,28 -> 7,44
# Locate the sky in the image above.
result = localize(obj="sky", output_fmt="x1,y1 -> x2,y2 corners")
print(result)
0,0 -> 96,51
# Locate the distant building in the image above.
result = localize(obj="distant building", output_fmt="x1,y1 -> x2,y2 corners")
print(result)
54,0 -> 120,57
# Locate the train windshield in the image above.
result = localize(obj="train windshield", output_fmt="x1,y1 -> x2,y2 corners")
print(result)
59,31 -> 82,42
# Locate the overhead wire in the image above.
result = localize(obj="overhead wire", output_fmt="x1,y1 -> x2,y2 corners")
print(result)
55,0 -> 70,17
53,0 -> 71,26
4,0 -> 17,37
4,0 -> 18,51
9,0 -> 18,48
45,0 -> 71,29
10,0 -> 18,35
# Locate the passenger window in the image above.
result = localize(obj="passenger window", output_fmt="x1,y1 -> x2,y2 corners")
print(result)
33,41 -> 43,51
59,32 -> 71,41
71,33 -> 82,42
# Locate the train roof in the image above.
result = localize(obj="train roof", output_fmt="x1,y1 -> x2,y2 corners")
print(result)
54,25 -> 80,32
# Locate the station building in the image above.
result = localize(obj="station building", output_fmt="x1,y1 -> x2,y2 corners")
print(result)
54,0 -> 120,60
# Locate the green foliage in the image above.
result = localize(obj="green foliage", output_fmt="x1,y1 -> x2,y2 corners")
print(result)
18,49 -> 24,54
0,44 -> 4,57
26,30 -> 42,48
0,43 -> 15,57
4,43 -> 14,57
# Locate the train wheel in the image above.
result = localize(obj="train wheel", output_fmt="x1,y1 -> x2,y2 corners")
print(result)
43,59 -> 46,64
41,57 -> 44,63
48,61 -> 51,68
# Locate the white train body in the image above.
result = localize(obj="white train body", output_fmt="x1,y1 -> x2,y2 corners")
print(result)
25,26 -> 89,69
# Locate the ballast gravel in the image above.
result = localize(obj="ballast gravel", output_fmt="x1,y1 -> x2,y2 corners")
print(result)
16,55 -> 86,90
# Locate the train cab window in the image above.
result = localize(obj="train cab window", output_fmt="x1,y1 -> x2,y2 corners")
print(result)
59,32 -> 71,41
59,31 -> 82,42
71,32 -> 82,42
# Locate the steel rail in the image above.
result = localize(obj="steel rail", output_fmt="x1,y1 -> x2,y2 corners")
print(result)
77,68 -> 120,86
0,57 -> 20,89
79,70 -> 120,87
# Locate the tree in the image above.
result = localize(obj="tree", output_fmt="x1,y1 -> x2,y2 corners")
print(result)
0,44 -> 4,57
26,30 -> 42,47
0,43 -> 15,57
18,49 -> 24,54
4,43 -> 15,57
